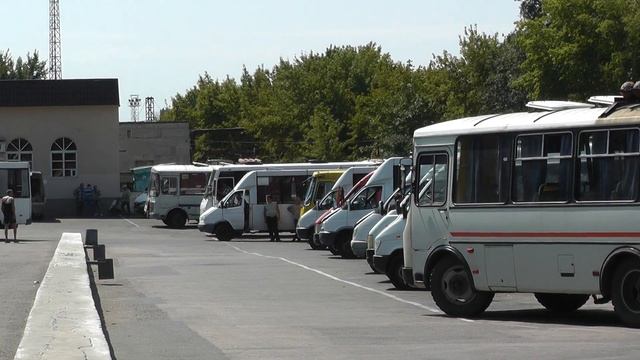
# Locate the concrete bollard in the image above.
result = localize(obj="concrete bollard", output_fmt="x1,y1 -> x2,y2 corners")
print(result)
85,229 -> 98,246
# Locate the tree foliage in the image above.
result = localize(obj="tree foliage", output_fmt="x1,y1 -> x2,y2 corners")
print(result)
0,49 -> 47,80
163,0 -> 640,161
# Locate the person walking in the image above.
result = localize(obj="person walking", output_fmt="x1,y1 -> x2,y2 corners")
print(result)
2,189 -> 17,243
264,195 -> 280,242
120,185 -> 131,216
288,195 -> 302,242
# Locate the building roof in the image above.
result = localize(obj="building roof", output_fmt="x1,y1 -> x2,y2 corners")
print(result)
0,79 -> 119,107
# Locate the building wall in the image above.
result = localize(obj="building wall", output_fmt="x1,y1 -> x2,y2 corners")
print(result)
118,122 -> 191,185
0,105 -> 120,216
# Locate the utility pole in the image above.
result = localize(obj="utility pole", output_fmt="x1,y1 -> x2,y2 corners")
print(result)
49,0 -> 62,79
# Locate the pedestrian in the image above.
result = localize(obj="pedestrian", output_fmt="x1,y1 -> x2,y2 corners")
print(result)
93,185 -> 101,216
264,194 -> 280,242
288,195 -> 302,242
120,185 -> 131,216
73,183 -> 84,216
83,183 -> 95,217
2,189 -> 17,243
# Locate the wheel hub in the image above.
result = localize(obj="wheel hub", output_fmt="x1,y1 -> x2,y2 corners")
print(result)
442,266 -> 474,303
621,269 -> 640,314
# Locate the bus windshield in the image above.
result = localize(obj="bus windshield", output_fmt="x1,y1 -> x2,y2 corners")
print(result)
0,168 -> 30,198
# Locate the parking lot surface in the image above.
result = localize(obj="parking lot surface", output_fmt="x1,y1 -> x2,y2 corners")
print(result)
4,218 -> 640,360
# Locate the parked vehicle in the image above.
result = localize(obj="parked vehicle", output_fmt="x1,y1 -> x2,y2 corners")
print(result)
0,162 -> 31,225
404,99 -> 640,326
199,161 -> 377,214
301,168 -> 374,215
351,187 -> 402,259
199,169 -> 327,241
318,157 -> 408,258
147,164 -> 213,228
297,167 -> 377,247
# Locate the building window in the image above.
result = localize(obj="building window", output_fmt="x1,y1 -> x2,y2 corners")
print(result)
7,138 -> 33,169
51,137 -> 77,177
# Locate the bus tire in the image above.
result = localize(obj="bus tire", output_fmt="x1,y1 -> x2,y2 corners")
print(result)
387,254 -> 410,290
166,209 -> 187,228
215,223 -> 234,242
534,293 -> 589,313
431,257 -> 493,317
612,258 -> 640,327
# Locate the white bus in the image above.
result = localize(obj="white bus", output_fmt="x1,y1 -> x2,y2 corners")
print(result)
405,101 -> 640,326
147,164 -> 213,228
0,162 -> 32,225
199,169 -> 326,241
199,161 -> 379,214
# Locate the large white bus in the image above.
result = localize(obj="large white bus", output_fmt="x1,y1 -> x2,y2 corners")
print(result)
0,162 -> 32,225
404,101 -> 640,326
199,161 -> 378,214
199,169 -> 327,241
147,164 -> 213,228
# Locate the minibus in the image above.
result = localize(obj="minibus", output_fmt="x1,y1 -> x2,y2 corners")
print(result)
0,162 -> 31,225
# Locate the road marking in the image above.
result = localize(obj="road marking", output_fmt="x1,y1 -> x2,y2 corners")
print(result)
121,217 -> 140,228
225,244 -> 448,316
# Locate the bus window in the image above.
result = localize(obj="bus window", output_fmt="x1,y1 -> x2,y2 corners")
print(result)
0,168 -> 30,198
180,173 -> 207,195
416,154 -> 447,206
161,177 -> 178,195
513,132 -> 572,202
577,129 -> 640,201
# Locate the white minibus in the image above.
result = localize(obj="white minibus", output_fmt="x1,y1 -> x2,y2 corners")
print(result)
405,101 -> 640,326
0,162 -> 31,225
147,164 -> 213,227
296,166 -> 377,246
199,161 -> 377,214
318,157 -> 408,258
199,169 -> 326,241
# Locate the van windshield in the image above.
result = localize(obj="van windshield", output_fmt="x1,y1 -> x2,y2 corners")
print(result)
303,176 -> 317,206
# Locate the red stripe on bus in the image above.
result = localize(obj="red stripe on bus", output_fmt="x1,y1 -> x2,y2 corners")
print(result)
450,232 -> 640,238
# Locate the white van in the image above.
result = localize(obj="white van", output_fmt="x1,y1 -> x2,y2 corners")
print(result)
199,169 -> 321,241
296,166 -> 377,246
147,164 -> 213,227
351,187 -> 402,259
0,162 -> 31,225
317,157 -> 407,258
199,161 -> 378,214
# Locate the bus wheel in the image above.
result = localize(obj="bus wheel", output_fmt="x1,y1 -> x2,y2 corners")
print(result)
215,223 -> 233,242
166,210 -> 187,228
387,255 -> 410,290
431,257 -> 494,317
612,258 -> 640,327
534,293 -> 589,312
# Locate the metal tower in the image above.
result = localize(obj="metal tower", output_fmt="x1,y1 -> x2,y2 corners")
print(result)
145,97 -> 155,122
49,0 -> 62,79
129,95 -> 141,122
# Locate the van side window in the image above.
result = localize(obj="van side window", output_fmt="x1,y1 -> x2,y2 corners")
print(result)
454,135 -> 510,204
416,153 -> 447,206
513,132 -> 572,202
161,177 -> 177,195
577,129 -> 640,201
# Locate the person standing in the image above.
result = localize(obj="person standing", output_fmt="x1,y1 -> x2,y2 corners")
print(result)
83,183 -> 95,217
93,185 -> 101,216
264,195 -> 280,242
288,195 -> 302,242
120,185 -> 131,216
2,189 -> 17,243
73,183 -> 84,216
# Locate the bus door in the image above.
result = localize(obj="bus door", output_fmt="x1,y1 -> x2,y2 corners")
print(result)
411,151 -> 450,252
222,189 -> 247,231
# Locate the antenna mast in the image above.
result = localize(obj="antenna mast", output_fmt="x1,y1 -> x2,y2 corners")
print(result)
49,0 -> 62,79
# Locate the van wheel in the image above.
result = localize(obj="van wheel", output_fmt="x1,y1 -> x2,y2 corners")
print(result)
328,245 -> 341,256
612,258 -> 640,327
534,293 -> 589,313
166,210 -> 187,228
369,261 -> 381,274
431,257 -> 494,317
215,223 -> 234,242
387,254 -> 410,290
308,239 -> 322,250
340,239 -> 356,259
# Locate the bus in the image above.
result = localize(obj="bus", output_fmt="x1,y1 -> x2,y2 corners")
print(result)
147,164 -> 213,228
0,162 -> 32,225
199,161 -> 379,214
199,169 -> 328,241
404,100 -> 640,326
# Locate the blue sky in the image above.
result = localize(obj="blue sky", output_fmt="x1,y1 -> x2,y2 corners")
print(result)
1,1 -> 521,121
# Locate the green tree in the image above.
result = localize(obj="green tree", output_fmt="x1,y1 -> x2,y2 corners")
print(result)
0,49 -> 47,79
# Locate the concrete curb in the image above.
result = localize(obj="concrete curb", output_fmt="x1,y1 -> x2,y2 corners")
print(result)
14,232 -> 111,360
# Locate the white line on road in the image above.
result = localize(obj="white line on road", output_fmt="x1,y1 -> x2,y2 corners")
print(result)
121,217 -> 140,228
226,243 -> 446,316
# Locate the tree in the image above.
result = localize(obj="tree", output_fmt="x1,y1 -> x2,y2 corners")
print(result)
0,49 -> 47,80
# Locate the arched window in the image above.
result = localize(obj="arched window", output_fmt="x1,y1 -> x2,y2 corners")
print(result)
7,138 -> 33,168
51,137 -> 77,177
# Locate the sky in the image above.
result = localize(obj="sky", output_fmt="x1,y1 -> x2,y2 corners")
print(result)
1,1 -> 521,122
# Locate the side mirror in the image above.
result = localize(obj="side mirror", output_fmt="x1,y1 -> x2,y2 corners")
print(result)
401,204 -> 408,219
377,200 -> 384,215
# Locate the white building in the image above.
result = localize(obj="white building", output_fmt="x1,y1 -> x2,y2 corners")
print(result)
0,79 -> 120,216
